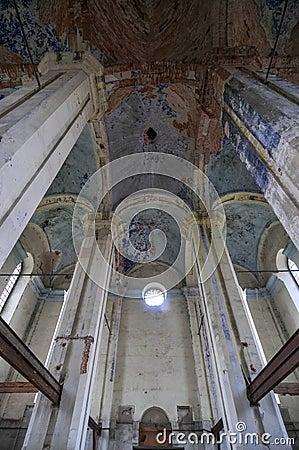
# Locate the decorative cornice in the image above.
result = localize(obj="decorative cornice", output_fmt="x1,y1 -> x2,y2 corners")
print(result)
245,275 -> 283,300
214,192 -> 268,209
38,52 -> 108,120
30,276 -> 64,302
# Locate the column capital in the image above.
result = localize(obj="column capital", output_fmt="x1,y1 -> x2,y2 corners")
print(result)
38,51 -> 104,78
80,211 -> 113,239
182,210 -> 225,240
95,211 -> 113,227
38,52 -> 107,120
94,212 -> 113,244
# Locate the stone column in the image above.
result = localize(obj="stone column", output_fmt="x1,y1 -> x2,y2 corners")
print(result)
0,52 -> 107,270
222,71 -> 299,250
185,211 -> 291,449
23,214 -> 113,450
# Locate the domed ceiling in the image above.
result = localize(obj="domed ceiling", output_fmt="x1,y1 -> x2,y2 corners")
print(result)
0,0 -> 297,287
38,0 -> 298,64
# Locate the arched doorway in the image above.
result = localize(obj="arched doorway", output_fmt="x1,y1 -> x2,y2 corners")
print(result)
136,406 -> 173,448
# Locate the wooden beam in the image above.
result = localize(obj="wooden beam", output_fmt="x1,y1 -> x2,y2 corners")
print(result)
0,381 -> 38,393
247,329 -> 299,405
0,317 -> 61,404
274,383 -> 299,396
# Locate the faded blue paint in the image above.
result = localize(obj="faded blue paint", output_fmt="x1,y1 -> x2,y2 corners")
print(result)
105,85 -> 193,209
122,208 -> 181,272
224,202 -> 278,273
224,78 -> 281,158
223,112 -> 270,193
0,0 -> 67,63
257,0 -> 299,53
30,124 -> 98,272
110,356 -> 115,382
0,87 -> 19,99
30,205 -> 84,272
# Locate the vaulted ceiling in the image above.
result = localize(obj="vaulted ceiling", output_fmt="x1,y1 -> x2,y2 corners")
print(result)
0,0 -> 297,289
38,0 -> 299,65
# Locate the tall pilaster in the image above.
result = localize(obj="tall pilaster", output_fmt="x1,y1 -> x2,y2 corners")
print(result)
23,214 -> 113,450
223,71 -> 299,249
0,52 -> 106,270
184,211 -> 291,449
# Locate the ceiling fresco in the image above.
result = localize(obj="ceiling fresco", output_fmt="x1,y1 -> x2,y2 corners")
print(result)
1,0 -> 297,287
123,209 -> 182,274
104,84 -> 198,210
0,0 -> 67,63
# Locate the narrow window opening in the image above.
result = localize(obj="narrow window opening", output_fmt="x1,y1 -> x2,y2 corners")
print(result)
0,262 -> 22,312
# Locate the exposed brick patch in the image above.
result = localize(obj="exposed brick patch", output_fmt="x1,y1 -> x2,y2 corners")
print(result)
80,336 -> 94,374
39,0 -> 273,65
0,46 -> 36,88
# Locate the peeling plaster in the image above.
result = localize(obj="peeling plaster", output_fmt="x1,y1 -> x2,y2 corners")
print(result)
224,202 -> 278,272
0,0 -> 67,64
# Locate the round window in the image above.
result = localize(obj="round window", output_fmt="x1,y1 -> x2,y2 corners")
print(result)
143,283 -> 166,307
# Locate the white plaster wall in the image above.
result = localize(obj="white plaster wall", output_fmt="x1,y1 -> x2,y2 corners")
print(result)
248,295 -> 285,361
8,284 -> 37,340
111,291 -> 200,423
0,253 -> 18,295
271,285 -> 299,426
91,298 -> 112,422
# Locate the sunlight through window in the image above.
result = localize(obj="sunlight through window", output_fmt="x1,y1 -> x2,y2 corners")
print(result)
143,285 -> 166,307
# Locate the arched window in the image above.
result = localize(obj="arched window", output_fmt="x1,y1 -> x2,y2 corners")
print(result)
287,258 -> 299,286
0,262 -> 22,312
